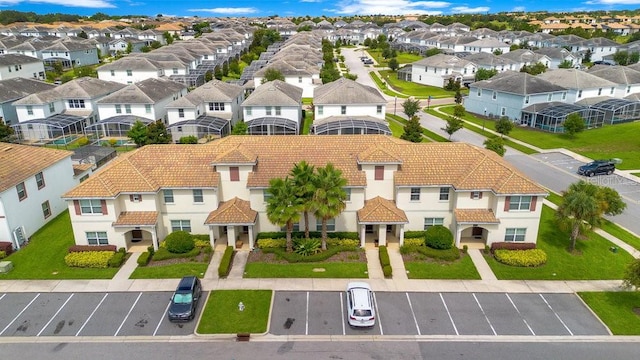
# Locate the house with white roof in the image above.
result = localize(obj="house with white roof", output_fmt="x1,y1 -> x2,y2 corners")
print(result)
242,80 -> 303,135
0,53 -> 45,80
405,54 -> 477,87
0,77 -> 55,126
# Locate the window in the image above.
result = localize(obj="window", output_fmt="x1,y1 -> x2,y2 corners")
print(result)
524,95 -> 530,104
110,70 -> 115,76
610,87 -> 614,95
42,201 -> 51,219
246,106 -> 252,115
374,166 -> 384,180
49,102 -> 55,112
86,231 -> 109,245
317,105 -> 323,115
230,166 -> 240,181
263,189 -> 272,202
35,172 -> 45,189
171,220 -> 191,232
562,92 -> 567,100
439,187 -> 449,201
504,228 -> 526,242
341,106 -> 347,115
266,106 -> 272,116
163,189 -> 174,203
424,217 -> 444,229
172,68 -> 178,74
126,69 -> 132,76
627,86 -> 631,94
68,99 -> 85,108
376,105 -> 382,115
597,88 -> 602,96
410,187 -> 420,201
209,102 -> 224,111
193,189 -> 203,203
125,104 -> 131,114
508,196 -> 532,211
501,107 -> 506,116
492,91 -> 497,100
477,88 -> 482,97
145,104 -> 151,113
298,76 -> 303,83
275,106 -> 281,116
344,188 -> 351,201
79,199 -> 103,214
547,93 -> 552,101
578,90 -> 582,98
471,191 -> 482,200
16,182 -> 27,201
26,106 -> 33,115
316,218 -> 336,232
178,109 -> 184,118
130,194 -> 142,202
115,104 -> 122,114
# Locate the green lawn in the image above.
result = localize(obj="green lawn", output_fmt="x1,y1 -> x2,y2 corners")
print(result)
545,191 -> 564,206
633,173 -> 640,178
387,117 -> 405,138
0,211 -> 119,279
366,49 -> 422,65
579,292 -> 640,335
486,206 -> 635,280
386,114 -> 448,142
129,262 -> 209,279
197,290 -> 272,334
370,71 -> 407,98
405,255 -> 480,279
243,262 -> 368,278
378,70 -> 461,98
301,109 -> 313,135
599,220 -> 640,251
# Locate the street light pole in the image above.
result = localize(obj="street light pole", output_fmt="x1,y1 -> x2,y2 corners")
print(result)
483,108 -> 487,132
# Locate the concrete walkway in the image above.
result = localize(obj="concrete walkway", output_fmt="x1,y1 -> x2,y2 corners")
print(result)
365,248 -> 384,279
203,244 -> 226,279
386,244 -> 408,280
227,250 -> 248,279
467,249 -> 498,281
111,252 -> 140,281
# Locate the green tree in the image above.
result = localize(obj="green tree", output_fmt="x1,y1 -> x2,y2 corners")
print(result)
454,89 -> 463,104
266,177 -> 303,252
147,120 -> 170,144
630,52 -> 640,65
520,62 -> 547,75
558,60 -> 573,69
495,116 -> 514,138
262,68 -> 285,83
289,161 -> 316,239
0,119 -> 15,142
556,181 -> 626,252
483,136 -> 506,156
231,122 -> 248,135
127,120 -> 149,147
475,68 -> 497,81
163,31 -> 174,45
149,41 -> 162,50
425,48 -> 441,57
442,116 -> 464,140
320,65 -> 340,83
400,115 -> 424,143
613,50 -> 630,65
401,97 -> 420,118
623,258 -> 640,290
205,70 -> 213,82
493,49 -> 503,55
453,104 -> 465,118
78,30 -> 88,39
214,66 -> 223,80
179,135 -> 198,144
388,57 -> 399,71
563,113 -> 585,138
125,42 -> 133,54
311,163 -> 347,250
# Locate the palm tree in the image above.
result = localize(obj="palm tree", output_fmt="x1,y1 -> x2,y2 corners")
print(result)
266,177 -> 303,252
289,161 -> 315,239
311,163 -> 347,250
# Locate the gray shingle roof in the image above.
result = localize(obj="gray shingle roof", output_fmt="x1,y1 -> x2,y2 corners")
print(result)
313,77 -> 385,105
167,80 -> 243,108
0,77 -> 55,103
0,53 -> 41,65
14,77 -> 125,105
587,65 -> 640,85
537,69 -> 617,89
98,57 -> 162,71
413,54 -> 473,68
472,71 -> 566,94
242,80 -> 302,106
97,78 -> 186,104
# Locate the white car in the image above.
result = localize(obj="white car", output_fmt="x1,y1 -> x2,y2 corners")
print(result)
346,282 -> 376,327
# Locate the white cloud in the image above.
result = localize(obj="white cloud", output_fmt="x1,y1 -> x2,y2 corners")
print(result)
511,6 -> 526,11
0,0 -> 115,7
451,6 -> 490,13
188,7 -> 259,14
586,0 -> 640,4
333,0 -> 449,15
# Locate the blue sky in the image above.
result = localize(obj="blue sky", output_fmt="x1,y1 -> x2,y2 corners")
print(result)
0,0 -> 639,18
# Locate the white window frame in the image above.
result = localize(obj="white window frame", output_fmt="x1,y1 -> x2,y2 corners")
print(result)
504,228 -> 526,242
193,189 -> 204,203
170,220 -> 191,232
79,199 -> 102,214
316,218 -> 336,232
86,231 -> 109,245
509,196 -> 532,211
439,187 -> 449,201
163,189 -> 174,203
410,187 -> 420,201
424,217 -> 444,229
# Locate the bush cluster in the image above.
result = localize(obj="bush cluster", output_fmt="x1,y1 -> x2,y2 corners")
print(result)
400,245 -> 461,261
257,238 -> 287,248
425,225 -> 453,249
65,251 -> 114,268
0,241 -> 13,256
0,250 -> 6,259
256,231 -> 358,240
152,246 -> 200,261
326,238 -> 360,248
261,246 -> 360,263
108,248 -> 126,267
137,252 -> 151,266
494,249 -> 547,267
218,246 -> 234,278
403,238 -> 424,247
194,239 -> 210,248
68,245 -> 117,253
293,238 -> 322,256
378,246 -> 392,278
490,242 -> 536,253
164,231 -> 195,254
257,238 -> 360,250
404,231 -> 428,239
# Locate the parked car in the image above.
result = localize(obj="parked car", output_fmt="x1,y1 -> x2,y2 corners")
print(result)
168,276 -> 202,322
363,58 -> 374,65
346,282 -> 376,327
577,160 -> 615,177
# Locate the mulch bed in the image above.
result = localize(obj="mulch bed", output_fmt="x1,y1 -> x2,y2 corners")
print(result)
247,249 -> 367,264
146,249 -> 209,267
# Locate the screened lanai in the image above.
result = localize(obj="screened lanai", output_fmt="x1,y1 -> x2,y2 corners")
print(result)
590,98 -> 640,125
521,102 -> 605,133
312,116 -> 391,135
167,115 -> 230,142
11,113 -> 86,144
246,117 -> 298,135
85,115 -> 154,141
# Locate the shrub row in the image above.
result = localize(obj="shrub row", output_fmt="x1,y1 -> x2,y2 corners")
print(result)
108,248 -> 126,268
404,231 -> 428,238
490,242 -> 536,253
68,245 -> 117,253
152,246 -> 200,261
256,231 -> 359,240
64,251 -> 114,268
137,252 -> 151,266
218,246 -> 234,278
257,238 -> 360,249
257,238 -> 287,248
261,246 -> 359,263
494,249 -> 547,267
425,225 -> 453,250
404,238 -> 425,247
378,246 -> 392,278
400,245 -> 461,261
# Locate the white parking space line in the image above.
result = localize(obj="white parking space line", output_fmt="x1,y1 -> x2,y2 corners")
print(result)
339,292 -> 345,336
372,292 -> 383,335
153,300 -> 171,336
505,293 -> 535,336
37,293 -> 74,336
76,293 -> 108,336
305,291 -> 309,336
439,293 -> 459,336
472,293 -> 496,336
114,292 -> 142,336
539,294 -> 573,336
0,293 -> 40,336
0,293 -> 6,302
406,293 -> 421,336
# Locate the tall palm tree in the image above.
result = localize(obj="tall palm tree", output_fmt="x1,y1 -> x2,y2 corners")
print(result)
266,177 -> 303,252
289,160 -> 315,239
311,163 -> 347,250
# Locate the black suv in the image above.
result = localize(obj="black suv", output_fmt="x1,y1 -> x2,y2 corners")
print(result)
168,276 -> 202,322
577,160 -> 615,177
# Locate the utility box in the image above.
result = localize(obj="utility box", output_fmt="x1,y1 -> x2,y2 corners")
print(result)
0,261 -> 13,273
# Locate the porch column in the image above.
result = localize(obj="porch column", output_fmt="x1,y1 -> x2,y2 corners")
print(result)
359,224 -> 366,248
455,224 -> 462,248
248,225 -> 255,250
377,225 -> 386,247
151,226 -> 159,251
227,226 -> 237,247
399,225 -> 405,247
208,226 -> 215,248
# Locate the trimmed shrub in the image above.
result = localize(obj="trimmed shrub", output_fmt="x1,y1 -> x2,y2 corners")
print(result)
68,244 -> 117,253
294,238 -> 321,256
65,251 -> 114,268
137,251 -> 151,266
164,231 -> 195,254
256,231 -> 359,240
484,245 -> 491,254
326,238 -> 360,248
378,245 -> 391,266
0,241 -> 13,256
462,245 -> 468,254
108,250 -> 126,267
490,242 -> 536,253
194,239 -> 210,248
494,249 -> 547,267
400,244 -> 461,261
257,238 -> 287,249
404,231 -> 428,239
261,246 -> 360,263
404,238 -> 424,247
382,265 -> 392,278
425,225 -> 453,250
147,245 -> 155,256
218,246 -> 234,278
0,250 -> 6,259
152,246 -> 200,261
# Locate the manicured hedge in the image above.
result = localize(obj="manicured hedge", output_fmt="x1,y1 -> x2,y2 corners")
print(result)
137,251 -> 151,266
164,231 -> 195,253
108,248 -> 126,267
257,238 -> 360,249
404,238 -> 424,247
218,246 -> 234,278
257,238 -> 287,248
0,250 -> 6,259
68,245 -> 117,253
490,242 -> 536,253
400,244 -> 461,261
425,225 -> 453,250
256,231 -> 359,240
494,249 -> 547,267
65,251 -> 114,268
404,231 -> 428,239
261,245 -> 359,263
378,245 -> 392,278
152,246 -> 200,261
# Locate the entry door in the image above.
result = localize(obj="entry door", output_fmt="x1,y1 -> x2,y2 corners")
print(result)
131,230 -> 143,242
472,227 -> 483,239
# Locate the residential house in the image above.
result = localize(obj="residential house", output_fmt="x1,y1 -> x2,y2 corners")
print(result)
97,57 -> 164,84
0,77 -> 55,126
404,54 -> 477,87
40,38 -> 100,68
462,38 -> 511,54
537,69 -> 619,102
241,80 -> 302,135
499,49 -> 551,70
61,135 -> 547,251
534,47 -> 581,68
0,53 -> 45,80
253,58 -> 321,98
460,52 -> 519,73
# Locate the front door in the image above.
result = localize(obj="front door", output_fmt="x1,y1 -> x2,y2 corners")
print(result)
472,227 -> 483,239
131,229 -> 143,242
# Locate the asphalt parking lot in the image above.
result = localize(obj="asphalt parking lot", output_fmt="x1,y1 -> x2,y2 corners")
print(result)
269,291 -> 610,336
0,292 -> 199,337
